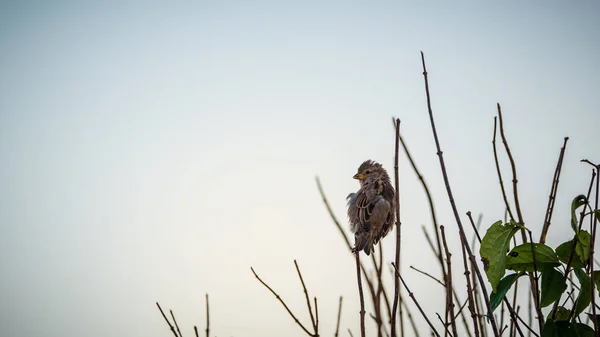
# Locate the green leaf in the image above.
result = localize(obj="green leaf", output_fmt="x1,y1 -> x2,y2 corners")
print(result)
489,272 -> 523,311
541,319 -> 557,337
575,230 -> 591,265
506,243 -> 560,272
540,267 -> 567,308
556,239 -> 585,269
480,220 -> 520,291
550,306 -> 571,321
574,323 -> 595,337
542,319 -> 578,337
573,268 -> 591,318
571,195 -> 587,232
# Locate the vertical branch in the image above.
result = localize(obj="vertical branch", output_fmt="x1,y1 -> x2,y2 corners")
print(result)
441,226 -> 458,337
492,117 -> 515,222
391,118 -> 402,337
460,236 -> 480,337
526,231 -> 543,332
496,104 -> 524,228
205,294 -> 210,337
397,128 -> 448,292
552,170 -> 596,320
420,51 -> 499,336
335,296 -> 343,337
356,251 -> 366,337
539,138 -> 569,244
582,160 -> 599,334
314,297 -> 319,336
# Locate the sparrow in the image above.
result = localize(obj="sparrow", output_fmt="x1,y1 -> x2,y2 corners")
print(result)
347,160 -> 395,255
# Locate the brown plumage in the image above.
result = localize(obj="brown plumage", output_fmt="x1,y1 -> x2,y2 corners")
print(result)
347,160 -> 395,255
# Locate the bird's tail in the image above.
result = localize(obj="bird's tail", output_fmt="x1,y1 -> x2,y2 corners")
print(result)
353,235 -> 372,255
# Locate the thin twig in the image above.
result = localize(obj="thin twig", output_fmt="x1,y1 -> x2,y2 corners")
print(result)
391,118 -> 402,337
335,296 -> 343,337
194,326 -> 199,337
420,51 -> 499,336
401,295 -> 421,337
539,138 -> 569,244
349,329 -> 355,337
156,302 -> 179,337
440,226 -> 458,337
393,262 -> 441,337
436,312 -> 454,337
251,266 -> 314,336
170,310 -> 183,337
205,294 -> 209,337
314,297 -> 319,336
294,260 -> 317,332
410,265 -> 445,286
356,251 -> 366,337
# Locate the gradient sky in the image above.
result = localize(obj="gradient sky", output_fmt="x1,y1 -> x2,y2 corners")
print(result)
1,2 -> 599,337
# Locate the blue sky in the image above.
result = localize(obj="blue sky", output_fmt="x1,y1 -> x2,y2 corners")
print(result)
1,2 -> 599,337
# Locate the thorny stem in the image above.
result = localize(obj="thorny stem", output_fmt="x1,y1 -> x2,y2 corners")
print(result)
420,51 -> 499,336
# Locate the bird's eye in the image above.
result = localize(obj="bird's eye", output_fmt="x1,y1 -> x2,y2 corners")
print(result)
365,170 -> 371,174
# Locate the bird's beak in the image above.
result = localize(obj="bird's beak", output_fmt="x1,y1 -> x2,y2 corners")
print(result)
353,173 -> 365,180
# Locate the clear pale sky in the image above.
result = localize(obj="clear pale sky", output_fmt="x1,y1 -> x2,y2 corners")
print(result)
1,2 -> 598,337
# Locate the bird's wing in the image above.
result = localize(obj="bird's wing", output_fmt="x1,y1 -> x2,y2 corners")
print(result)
369,197 -> 392,243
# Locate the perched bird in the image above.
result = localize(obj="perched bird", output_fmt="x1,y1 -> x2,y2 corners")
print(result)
347,160 -> 395,255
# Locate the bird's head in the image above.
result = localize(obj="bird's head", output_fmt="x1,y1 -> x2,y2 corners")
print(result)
353,160 -> 390,185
